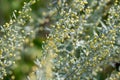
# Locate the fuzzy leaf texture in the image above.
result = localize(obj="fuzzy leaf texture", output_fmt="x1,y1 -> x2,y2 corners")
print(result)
38,0 -> 120,80
0,0 -> 36,79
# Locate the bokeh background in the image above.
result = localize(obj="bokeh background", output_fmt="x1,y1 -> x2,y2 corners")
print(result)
0,0 -> 51,80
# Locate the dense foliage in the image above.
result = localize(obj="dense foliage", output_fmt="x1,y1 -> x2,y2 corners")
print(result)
0,0 -> 120,80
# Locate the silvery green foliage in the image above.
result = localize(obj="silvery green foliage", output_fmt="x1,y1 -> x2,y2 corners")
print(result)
0,0 -> 36,79
43,0 -> 120,80
28,0 -> 120,80
27,59 -> 46,80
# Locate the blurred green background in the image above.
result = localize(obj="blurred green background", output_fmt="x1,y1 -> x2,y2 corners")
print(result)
0,0 -> 51,80
0,0 -> 49,24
